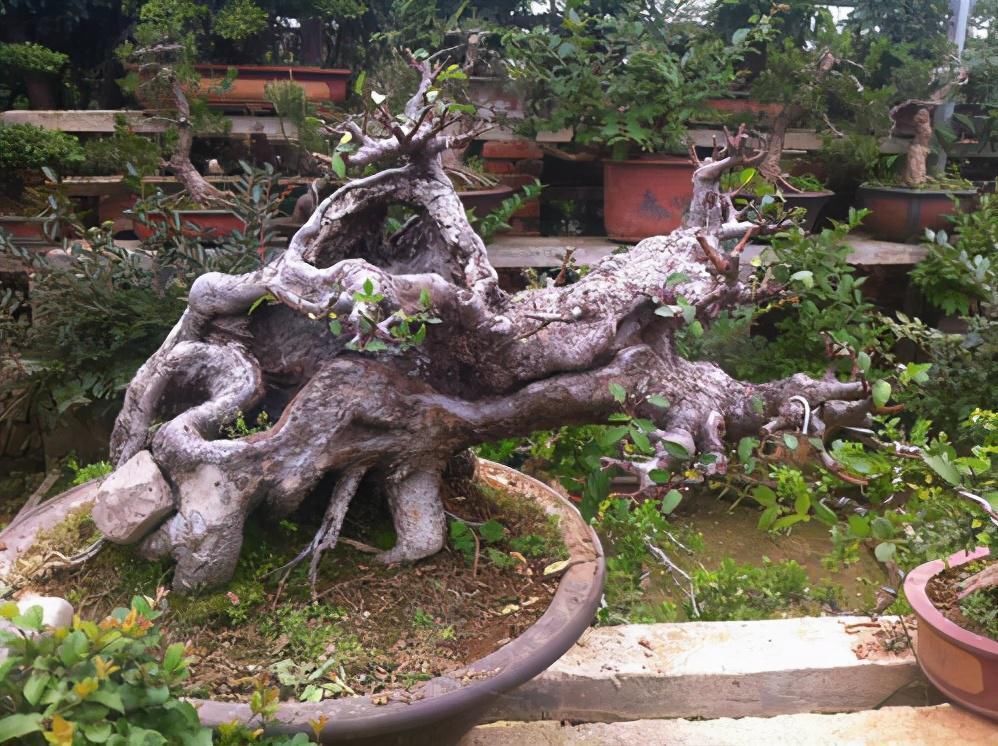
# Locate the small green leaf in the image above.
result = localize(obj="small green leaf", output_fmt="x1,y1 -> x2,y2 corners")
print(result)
665,272 -> 689,286
794,492 -> 810,515
649,469 -> 671,485
783,433 -> 799,451
871,517 -> 894,540
874,542 -> 896,563
661,439 -> 689,460
789,270 -> 814,288
0,713 -> 43,741
22,671 -> 50,706
597,426 -> 630,448
737,436 -> 758,463
848,514 -> 871,538
921,452 -> 962,486
630,427 -> 652,453
163,642 -> 186,673
871,380 -> 891,408
608,382 -> 627,403
479,520 -> 506,544
751,485 -> 776,507
646,394 -> 670,409
331,151 -> 346,178
856,351 -> 871,373
654,305 -> 677,318
660,489 -> 682,514
758,505 -> 779,531
813,500 -> 837,526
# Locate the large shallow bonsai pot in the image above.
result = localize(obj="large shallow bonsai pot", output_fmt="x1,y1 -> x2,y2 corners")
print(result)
0,216 -> 49,242
0,460 -> 605,745
603,157 -> 694,242
857,185 -> 978,243
131,210 -> 247,241
194,64 -> 350,107
904,547 -> 998,720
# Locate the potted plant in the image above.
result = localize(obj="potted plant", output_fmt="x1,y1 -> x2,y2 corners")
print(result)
0,124 -> 84,242
0,50 -> 887,739
858,105 -> 980,242
0,41 -> 68,109
905,546 -> 998,720
504,2 -> 752,241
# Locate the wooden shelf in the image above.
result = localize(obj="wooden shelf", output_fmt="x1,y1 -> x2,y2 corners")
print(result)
485,234 -> 928,267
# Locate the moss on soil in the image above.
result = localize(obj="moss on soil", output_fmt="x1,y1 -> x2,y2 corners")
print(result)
29,477 -> 567,704
927,558 -> 998,640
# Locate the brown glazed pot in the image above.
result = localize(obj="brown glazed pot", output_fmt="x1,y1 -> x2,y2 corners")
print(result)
783,190 -> 834,233
603,158 -> 694,242
0,460 -> 605,745
857,185 -> 978,243
0,216 -> 48,242
131,210 -> 247,241
457,185 -> 515,217
904,547 -> 998,720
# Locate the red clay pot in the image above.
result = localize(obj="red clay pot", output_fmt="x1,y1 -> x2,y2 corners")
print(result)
703,98 -> 784,120
132,210 -> 247,241
858,185 -> 978,243
193,64 -> 351,106
0,216 -> 48,241
603,158 -> 694,242
904,547 -> 998,720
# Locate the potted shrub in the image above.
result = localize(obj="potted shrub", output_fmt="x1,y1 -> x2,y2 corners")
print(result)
858,106 -> 979,242
0,54 -> 886,740
504,2 -> 752,241
0,41 -> 68,109
0,124 -> 84,242
905,546 -> 998,720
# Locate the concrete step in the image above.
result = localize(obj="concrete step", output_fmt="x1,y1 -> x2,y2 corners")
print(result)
463,705 -> 996,745
486,616 -> 922,722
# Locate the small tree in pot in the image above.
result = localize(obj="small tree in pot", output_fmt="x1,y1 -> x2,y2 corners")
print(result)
502,2 -> 753,240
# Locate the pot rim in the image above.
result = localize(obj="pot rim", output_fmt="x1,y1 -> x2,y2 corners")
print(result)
0,460 -> 605,743
605,157 -> 694,166
857,183 -> 979,197
903,546 -> 998,656
192,63 -> 352,76
455,185 -> 516,197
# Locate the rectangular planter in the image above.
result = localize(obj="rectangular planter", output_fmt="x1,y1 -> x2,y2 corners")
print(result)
131,210 -> 247,241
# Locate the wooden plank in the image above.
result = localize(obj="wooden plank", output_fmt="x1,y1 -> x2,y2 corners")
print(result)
486,235 -> 928,268
484,616 -> 921,723
464,706 -> 995,746
0,110 -> 298,140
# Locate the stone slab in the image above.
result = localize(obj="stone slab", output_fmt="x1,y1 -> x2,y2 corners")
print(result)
93,450 -> 174,544
486,617 -> 920,722
463,705 -> 997,745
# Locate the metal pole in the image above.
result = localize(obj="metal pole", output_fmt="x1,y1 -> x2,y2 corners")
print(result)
935,0 -> 977,171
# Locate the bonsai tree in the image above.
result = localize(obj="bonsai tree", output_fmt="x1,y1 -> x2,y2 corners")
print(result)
502,2 -> 751,160
70,57 -> 880,593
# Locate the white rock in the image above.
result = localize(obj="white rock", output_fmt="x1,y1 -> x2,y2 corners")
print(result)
0,595 -> 75,660
93,450 -> 175,544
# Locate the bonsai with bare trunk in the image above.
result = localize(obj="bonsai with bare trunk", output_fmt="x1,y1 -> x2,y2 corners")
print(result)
95,59 -> 877,593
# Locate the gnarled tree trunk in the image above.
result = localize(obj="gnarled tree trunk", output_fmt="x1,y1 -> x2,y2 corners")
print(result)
98,61 -> 873,592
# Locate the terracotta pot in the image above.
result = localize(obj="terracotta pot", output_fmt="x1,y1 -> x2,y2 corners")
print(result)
0,216 -> 48,242
857,185 -> 978,243
458,184 -> 514,217
0,460 -> 605,745
603,158 -> 694,242
193,64 -> 350,107
132,210 -> 247,241
904,547 -> 998,720
703,98 -> 784,119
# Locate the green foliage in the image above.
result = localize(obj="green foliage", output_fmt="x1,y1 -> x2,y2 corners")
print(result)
0,164 -> 279,439
264,81 -> 326,154
911,191 -> 998,315
692,557 -> 813,621
67,457 -> 114,486
76,119 -> 165,178
503,2 -> 754,156
473,180 -> 543,243
596,497 -> 701,625
0,42 -> 68,74
0,125 -> 84,194
214,0 -> 269,41
221,410 -> 272,439
0,597 -> 212,745
961,585 -> 998,639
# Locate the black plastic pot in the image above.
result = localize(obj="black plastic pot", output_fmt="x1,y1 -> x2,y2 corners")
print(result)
0,461 -> 605,745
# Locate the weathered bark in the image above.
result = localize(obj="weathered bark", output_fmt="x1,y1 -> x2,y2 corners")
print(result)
98,61 -> 874,592
901,108 -> 933,188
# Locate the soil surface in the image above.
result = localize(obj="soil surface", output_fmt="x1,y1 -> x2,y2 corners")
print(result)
926,558 -> 998,640
25,476 -> 565,704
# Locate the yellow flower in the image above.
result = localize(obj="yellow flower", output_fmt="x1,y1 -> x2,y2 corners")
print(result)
74,677 -> 99,698
44,715 -> 74,746
94,656 -> 120,680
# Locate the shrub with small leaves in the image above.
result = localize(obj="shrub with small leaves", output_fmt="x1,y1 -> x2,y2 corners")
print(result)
0,596 -> 211,745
